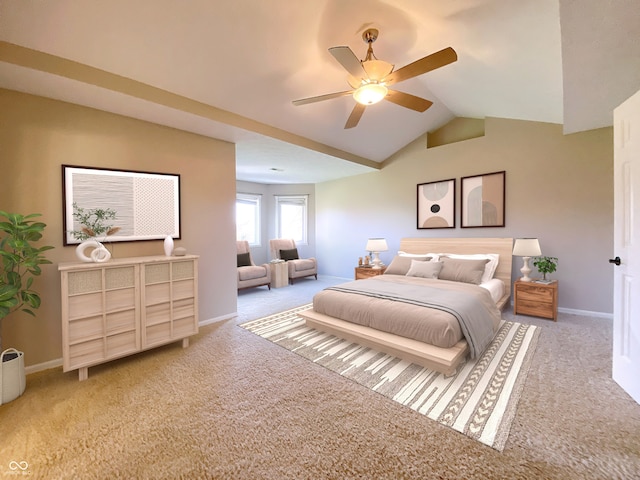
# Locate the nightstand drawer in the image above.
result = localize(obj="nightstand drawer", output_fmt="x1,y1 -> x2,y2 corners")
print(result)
517,284 -> 554,303
355,267 -> 386,280
516,300 -> 555,319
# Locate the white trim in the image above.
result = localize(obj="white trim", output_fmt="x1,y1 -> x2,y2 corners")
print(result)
25,358 -> 62,375
557,307 -> 613,320
199,312 -> 237,327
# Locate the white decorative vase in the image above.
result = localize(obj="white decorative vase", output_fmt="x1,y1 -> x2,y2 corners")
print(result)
75,239 -> 111,263
163,235 -> 174,256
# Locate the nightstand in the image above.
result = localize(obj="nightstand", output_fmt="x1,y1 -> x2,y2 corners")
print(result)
513,279 -> 558,321
355,266 -> 386,280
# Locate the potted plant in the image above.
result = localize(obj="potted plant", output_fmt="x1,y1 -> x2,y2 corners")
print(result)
0,211 -> 54,404
533,256 -> 558,283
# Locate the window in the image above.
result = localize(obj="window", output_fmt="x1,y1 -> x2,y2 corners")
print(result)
275,195 -> 308,244
236,193 -> 261,245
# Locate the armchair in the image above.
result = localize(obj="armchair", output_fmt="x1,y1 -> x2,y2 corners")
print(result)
237,241 -> 271,290
269,238 -> 317,284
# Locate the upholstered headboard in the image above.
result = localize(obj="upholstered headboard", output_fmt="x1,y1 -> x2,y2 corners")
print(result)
399,237 -> 513,308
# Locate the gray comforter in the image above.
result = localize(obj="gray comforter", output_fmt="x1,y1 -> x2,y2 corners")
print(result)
313,275 -> 501,358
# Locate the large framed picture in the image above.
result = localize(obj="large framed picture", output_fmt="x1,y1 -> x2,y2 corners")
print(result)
62,165 -> 181,245
417,178 -> 456,229
461,171 -> 505,228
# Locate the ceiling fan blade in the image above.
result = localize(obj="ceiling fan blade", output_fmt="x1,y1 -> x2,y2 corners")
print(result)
329,46 -> 367,79
384,47 -> 457,86
385,90 -> 433,112
344,103 -> 366,129
292,90 -> 353,106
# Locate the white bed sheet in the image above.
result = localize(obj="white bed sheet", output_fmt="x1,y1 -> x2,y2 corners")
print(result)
480,278 -> 505,304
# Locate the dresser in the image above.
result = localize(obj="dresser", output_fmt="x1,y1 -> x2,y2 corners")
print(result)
59,255 -> 199,380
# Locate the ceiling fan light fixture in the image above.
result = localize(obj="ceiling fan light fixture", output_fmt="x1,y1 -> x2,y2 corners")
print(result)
353,83 -> 388,105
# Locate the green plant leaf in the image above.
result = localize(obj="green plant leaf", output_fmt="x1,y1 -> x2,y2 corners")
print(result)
0,211 -> 53,320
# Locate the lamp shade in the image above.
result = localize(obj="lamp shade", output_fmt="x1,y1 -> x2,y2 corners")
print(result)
366,238 -> 388,252
353,83 -> 388,105
512,238 -> 541,256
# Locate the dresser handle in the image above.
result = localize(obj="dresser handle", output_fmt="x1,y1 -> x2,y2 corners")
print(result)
609,257 -> 621,266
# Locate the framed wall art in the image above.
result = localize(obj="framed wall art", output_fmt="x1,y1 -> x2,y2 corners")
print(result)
461,170 -> 505,228
62,165 -> 181,245
417,178 -> 456,229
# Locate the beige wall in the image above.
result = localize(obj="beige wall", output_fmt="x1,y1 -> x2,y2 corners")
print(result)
0,89 -> 238,367
316,117 -> 613,315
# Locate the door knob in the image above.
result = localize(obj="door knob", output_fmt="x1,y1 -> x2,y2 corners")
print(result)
609,256 -> 621,266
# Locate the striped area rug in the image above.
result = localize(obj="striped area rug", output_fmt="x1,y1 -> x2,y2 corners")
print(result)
240,304 -> 540,451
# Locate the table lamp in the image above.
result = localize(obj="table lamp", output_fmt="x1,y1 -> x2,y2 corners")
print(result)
512,238 -> 541,282
366,238 -> 388,269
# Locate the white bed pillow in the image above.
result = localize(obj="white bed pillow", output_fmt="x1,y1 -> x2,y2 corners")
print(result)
439,253 -> 499,283
398,251 -> 441,261
398,251 -> 432,259
406,259 -> 443,279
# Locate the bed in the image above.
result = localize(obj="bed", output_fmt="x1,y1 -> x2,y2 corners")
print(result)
298,237 -> 513,376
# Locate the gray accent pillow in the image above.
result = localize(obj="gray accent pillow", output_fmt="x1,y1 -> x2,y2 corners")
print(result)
384,255 -> 431,275
237,252 -> 252,267
280,248 -> 299,261
438,257 -> 489,285
406,260 -> 442,279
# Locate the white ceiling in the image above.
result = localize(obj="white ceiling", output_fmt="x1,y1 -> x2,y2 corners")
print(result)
1,0 -> 638,184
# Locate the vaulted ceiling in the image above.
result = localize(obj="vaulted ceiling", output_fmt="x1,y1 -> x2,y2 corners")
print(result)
1,0 -> 638,184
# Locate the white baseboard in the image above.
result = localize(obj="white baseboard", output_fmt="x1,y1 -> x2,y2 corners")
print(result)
557,307 -> 613,320
26,358 -> 62,375
199,312 -> 237,327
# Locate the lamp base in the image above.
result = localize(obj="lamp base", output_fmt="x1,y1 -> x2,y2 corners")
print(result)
520,256 -> 533,282
371,252 -> 385,269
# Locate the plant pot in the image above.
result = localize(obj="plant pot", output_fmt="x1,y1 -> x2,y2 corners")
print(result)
1,348 -> 26,405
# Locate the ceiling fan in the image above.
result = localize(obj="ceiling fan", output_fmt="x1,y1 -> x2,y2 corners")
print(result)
292,28 -> 457,129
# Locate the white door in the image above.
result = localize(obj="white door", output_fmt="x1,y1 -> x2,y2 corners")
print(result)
612,88 -> 640,404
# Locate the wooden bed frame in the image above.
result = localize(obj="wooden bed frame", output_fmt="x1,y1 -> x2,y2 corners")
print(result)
298,237 -> 513,376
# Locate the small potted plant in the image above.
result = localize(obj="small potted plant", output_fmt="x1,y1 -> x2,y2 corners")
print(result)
533,256 -> 558,283
0,211 -> 54,404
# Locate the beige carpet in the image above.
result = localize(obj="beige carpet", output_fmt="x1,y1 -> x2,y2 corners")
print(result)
0,303 -> 639,478
240,304 -> 540,451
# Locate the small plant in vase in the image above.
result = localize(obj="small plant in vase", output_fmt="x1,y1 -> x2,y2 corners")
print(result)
533,256 -> 558,283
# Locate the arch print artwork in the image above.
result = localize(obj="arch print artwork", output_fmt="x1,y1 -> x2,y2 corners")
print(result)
461,171 -> 505,228
417,178 -> 456,229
